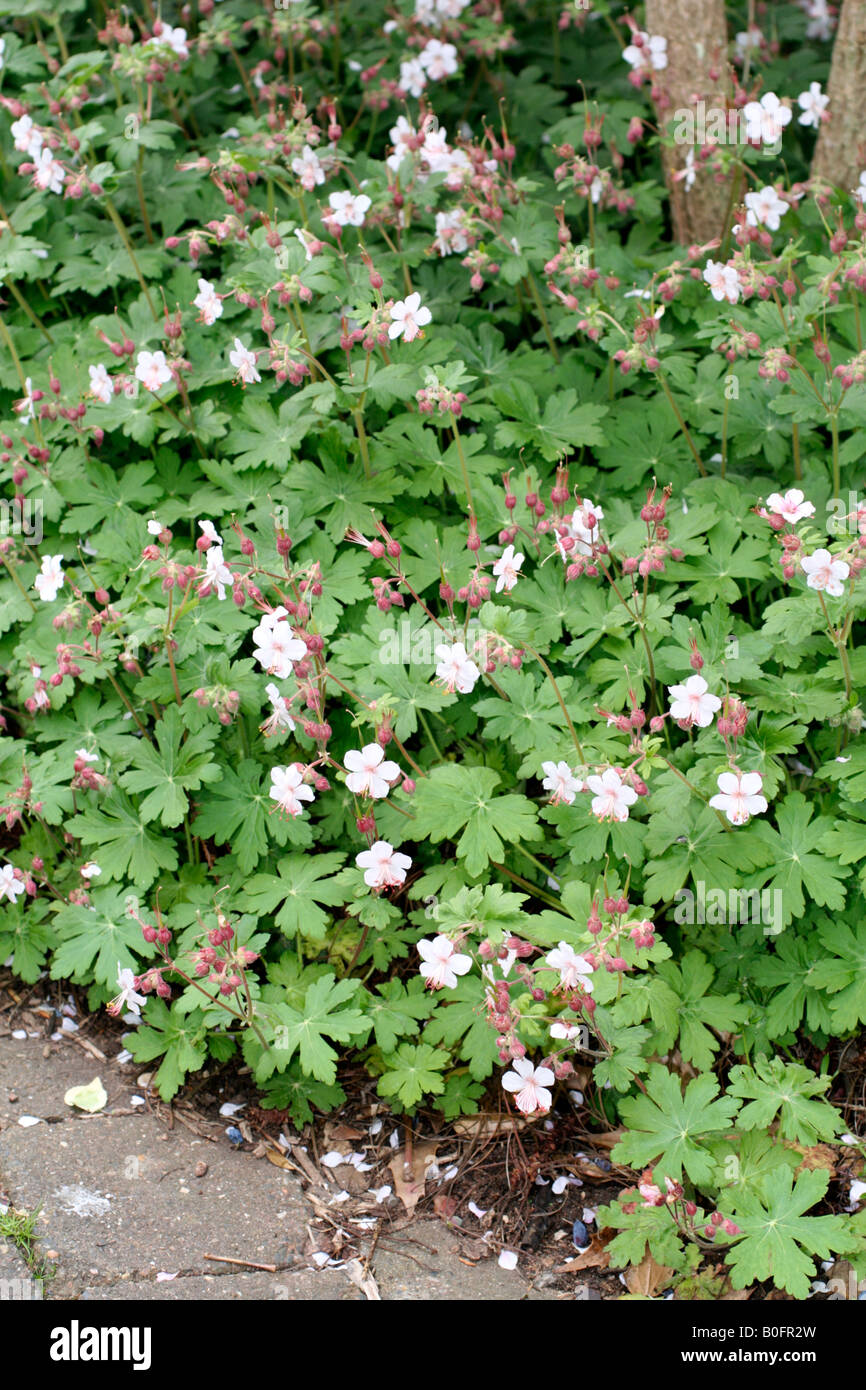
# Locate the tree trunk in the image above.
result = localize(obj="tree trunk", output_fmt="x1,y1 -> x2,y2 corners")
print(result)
811,0 -> 866,190
646,0 -> 731,245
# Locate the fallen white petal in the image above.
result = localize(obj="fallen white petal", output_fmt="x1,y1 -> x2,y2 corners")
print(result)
467,1201 -> 487,1218
498,1250 -> 519,1271
18,1116 -> 42,1126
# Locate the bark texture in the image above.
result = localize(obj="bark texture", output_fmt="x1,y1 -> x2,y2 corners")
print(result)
646,0 -> 731,245
811,0 -> 866,190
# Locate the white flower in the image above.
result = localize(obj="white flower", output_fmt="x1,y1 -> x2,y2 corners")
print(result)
744,185 -> 788,231
417,934 -> 473,989
805,1 -> 834,42
292,144 -> 325,191
492,544 -> 524,593
193,278 -> 223,325
541,760 -> 583,805
11,115 -> 43,157
135,350 -> 172,391
434,641 -> 480,694
355,840 -> 412,890
387,116 -> 416,172
147,519 -> 164,536
764,488 -> 815,524
111,966 -> 148,1019
434,208 -> 470,256
743,93 -> 792,146
420,38 -> 458,80
667,675 -> 722,730
81,862 -> 101,879
703,259 -> 740,304
270,765 -> 315,818
388,292 -> 432,343
801,549 -> 850,597
622,31 -> 667,73
261,682 -> 296,735
550,1020 -> 582,1041
344,744 -> 401,799
858,171 -> 866,203
586,769 -> 638,823
148,24 -> 189,60
0,864 -> 24,904
545,942 -> 594,993
200,545 -> 232,601
229,337 -> 260,385
399,57 -> 427,97
34,554 -> 65,602
252,607 -> 307,679
501,1057 -> 555,1115
734,26 -> 763,57
0,38 -> 6,71
32,147 -> 64,194
75,748 -> 99,764
198,519 -> 222,546
88,363 -> 113,404
709,770 -> 768,826
797,81 -> 829,129
17,377 -> 35,423
682,149 -> 696,192
327,190 -> 371,228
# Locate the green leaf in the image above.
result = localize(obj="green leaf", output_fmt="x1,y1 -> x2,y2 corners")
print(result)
119,706 -> 221,827
244,852 -> 347,939
67,792 -> 179,888
726,1167 -> 854,1299
377,1042 -> 450,1109
51,888 -> 146,989
613,1065 -> 741,1184
408,765 -> 542,876
727,1057 -> 842,1145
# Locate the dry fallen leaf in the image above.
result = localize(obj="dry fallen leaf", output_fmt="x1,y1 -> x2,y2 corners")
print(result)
588,1128 -> 626,1150
556,1233 -> 612,1273
623,1245 -> 672,1298
388,1139 -> 438,1213
791,1143 -> 837,1176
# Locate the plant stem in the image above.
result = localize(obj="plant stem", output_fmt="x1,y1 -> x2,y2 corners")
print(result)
657,373 -> 705,476
103,198 -> 158,318
450,421 -> 475,514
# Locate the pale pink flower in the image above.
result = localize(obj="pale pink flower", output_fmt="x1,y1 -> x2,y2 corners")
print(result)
801,548 -> 849,597
270,765 -> 315,818
356,840 -> 412,890
667,675 -> 722,730
344,744 -> 401,799
229,337 -> 260,385
434,641 -> 480,694
199,545 -> 232,601
541,760 -> 583,805
252,608 -> 307,679
135,350 -> 172,392
193,278 -> 223,325
743,93 -> 792,145
198,519 -> 222,546
434,208 -> 471,256
292,145 -> 325,190
703,259 -> 740,304
419,39 -> 458,80
744,186 -> 788,231
261,683 -> 296,736
32,147 -> 64,194
34,554 -> 65,602
545,941 -> 594,993
108,966 -> 148,1019
622,31 -> 667,73
709,770 -> 768,825
501,1057 -> 555,1115
764,488 -> 815,524
148,24 -> 189,59
327,190 -> 371,227
586,769 -> 638,823
11,115 -> 43,157
88,363 -> 113,404
386,116 -> 416,172
398,57 -> 427,97
0,864 -> 24,904
388,292 -> 432,343
492,544 -> 524,593
797,81 -> 829,129
417,934 -> 473,989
